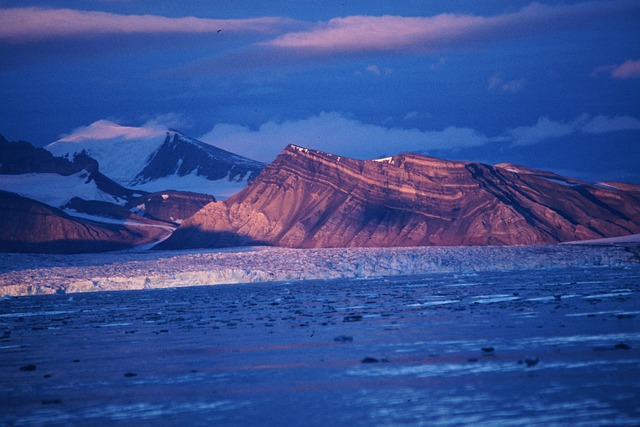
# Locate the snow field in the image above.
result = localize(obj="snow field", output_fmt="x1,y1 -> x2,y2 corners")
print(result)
0,171 -> 122,207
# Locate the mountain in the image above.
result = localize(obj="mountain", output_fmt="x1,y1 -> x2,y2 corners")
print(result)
0,134 -> 141,206
125,191 -> 216,224
0,190 -> 169,254
0,135 -> 211,252
159,145 -> 640,249
46,129 -> 264,199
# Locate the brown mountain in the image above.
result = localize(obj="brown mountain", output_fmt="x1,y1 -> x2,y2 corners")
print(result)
160,145 -> 640,249
125,191 -> 216,224
0,191 -> 170,253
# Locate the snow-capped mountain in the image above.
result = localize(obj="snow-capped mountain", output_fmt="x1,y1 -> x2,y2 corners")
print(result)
0,135 -> 210,253
46,129 -> 264,199
0,134 -> 141,207
161,144 -> 640,249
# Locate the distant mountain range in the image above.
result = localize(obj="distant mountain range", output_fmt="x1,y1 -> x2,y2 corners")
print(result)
1,134 -> 639,253
160,144 -> 640,249
46,130 -> 264,199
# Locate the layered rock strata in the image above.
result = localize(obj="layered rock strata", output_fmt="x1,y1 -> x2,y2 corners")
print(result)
161,145 -> 640,249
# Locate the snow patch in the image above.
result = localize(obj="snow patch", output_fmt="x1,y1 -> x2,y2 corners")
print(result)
372,157 -> 394,164
542,177 -> 580,187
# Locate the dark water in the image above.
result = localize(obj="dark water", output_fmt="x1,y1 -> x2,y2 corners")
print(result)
1,267 -> 639,426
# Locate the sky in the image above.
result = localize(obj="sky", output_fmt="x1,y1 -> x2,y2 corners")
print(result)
1,0 -> 639,183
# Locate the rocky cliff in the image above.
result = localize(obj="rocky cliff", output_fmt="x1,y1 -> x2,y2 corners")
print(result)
160,145 -> 640,249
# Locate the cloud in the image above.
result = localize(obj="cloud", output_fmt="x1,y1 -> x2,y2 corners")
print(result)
0,7 -> 298,43
57,112 -> 640,161
263,1 -> 639,55
507,114 -> 640,145
198,112 -> 492,162
592,58 -> 640,79
508,117 -> 575,146
611,59 -> 640,79
58,119 -> 166,142
141,113 -> 192,131
488,75 -> 525,94
581,115 -> 640,133
366,65 -> 381,75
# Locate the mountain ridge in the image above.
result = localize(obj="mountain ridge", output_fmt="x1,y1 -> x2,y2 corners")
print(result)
159,144 -> 640,249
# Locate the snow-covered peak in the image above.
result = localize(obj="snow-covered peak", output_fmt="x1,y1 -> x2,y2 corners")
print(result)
47,122 -> 168,184
47,123 -> 265,199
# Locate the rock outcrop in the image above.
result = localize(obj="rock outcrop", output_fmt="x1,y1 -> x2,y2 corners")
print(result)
126,191 -> 216,224
160,145 -> 640,249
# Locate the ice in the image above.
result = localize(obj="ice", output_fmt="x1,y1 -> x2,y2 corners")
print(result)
1,244 -> 639,296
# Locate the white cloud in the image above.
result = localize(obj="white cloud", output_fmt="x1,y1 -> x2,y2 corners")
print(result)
141,113 -> 192,131
198,112 -> 492,162
488,75 -> 525,94
581,115 -> 640,133
366,65 -> 381,75
58,112 -> 640,162
507,114 -> 640,145
592,58 -> 640,79
611,59 -> 640,79
508,117 -> 575,146
264,1 -> 639,54
0,7 -> 298,43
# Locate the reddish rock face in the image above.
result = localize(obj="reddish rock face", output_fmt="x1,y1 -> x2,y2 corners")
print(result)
125,191 -> 216,224
0,191 -> 169,253
160,145 -> 640,249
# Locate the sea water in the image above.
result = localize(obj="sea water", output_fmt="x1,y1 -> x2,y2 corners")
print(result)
1,266 -> 639,426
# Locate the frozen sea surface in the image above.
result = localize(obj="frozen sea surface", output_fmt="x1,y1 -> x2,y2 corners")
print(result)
1,265 -> 639,426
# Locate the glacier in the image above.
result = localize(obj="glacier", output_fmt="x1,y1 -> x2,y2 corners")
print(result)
1,243 -> 638,296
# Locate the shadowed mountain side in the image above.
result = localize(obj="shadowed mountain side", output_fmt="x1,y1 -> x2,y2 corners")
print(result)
155,227 -> 268,250
161,145 -> 640,249
0,191 -> 169,254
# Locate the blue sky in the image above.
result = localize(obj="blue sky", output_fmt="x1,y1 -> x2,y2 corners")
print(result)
1,0 -> 639,183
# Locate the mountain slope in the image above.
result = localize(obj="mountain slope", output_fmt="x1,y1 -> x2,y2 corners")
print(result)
46,130 -> 264,198
0,190 -> 169,253
160,145 -> 640,249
